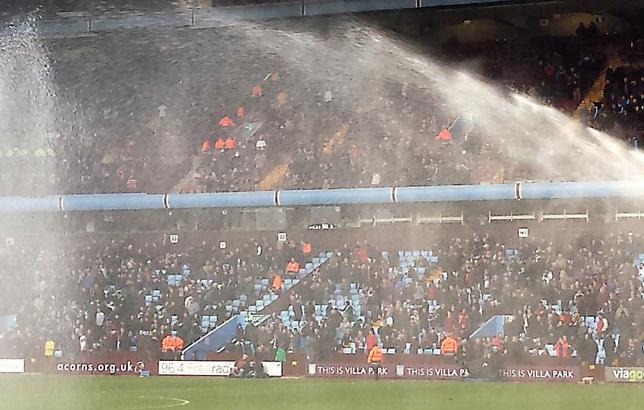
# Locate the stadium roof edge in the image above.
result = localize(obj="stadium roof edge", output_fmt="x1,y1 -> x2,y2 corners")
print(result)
16,0 -> 569,38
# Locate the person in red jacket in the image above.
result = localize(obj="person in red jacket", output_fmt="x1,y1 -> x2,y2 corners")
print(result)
554,336 -> 569,359
366,328 -> 378,353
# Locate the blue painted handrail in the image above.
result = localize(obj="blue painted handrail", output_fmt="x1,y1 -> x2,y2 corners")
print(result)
1,181 -> 643,213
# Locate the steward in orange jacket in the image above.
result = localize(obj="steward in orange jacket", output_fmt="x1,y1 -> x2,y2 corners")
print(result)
272,273 -> 283,291
224,136 -> 237,150
219,115 -> 234,127
367,345 -> 384,380
214,138 -> 226,151
440,335 -> 458,355
161,335 -> 174,352
286,258 -> 300,273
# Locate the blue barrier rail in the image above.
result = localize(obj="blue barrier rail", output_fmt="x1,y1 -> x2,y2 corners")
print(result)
183,315 -> 245,361
0,181 -> 643,213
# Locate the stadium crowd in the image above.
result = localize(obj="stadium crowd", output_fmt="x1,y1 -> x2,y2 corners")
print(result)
0,10 -> 644,374
0,235 -> 314,360
0,227 -> 642,371
225,232 -> 643,369
2,24 -> 642,197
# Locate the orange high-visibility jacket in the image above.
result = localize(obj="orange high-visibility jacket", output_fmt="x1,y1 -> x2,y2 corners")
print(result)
440,336 -> 458,355
219,116 -> 234,127
286,261 -> 300,273
272,274 -> 283,291
435,129 -> 452,141
161,335 -> 173,352
224,137 -> 237,150
367,345 -> 384,364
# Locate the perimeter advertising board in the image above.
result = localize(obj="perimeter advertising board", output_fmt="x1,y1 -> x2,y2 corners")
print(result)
497,365 -> 580,382
159,360 -> 283,377
0,359 -> 24,373
308,363 -> 469,380
605,367 -> 644,383
31,352 -> 158,375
